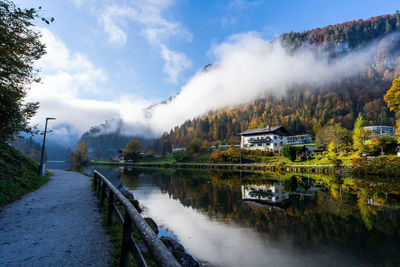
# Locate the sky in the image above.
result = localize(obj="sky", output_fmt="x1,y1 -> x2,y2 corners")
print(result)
15,0 -> 400,145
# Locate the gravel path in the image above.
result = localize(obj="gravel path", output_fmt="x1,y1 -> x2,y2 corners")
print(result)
0,170 -> 111,266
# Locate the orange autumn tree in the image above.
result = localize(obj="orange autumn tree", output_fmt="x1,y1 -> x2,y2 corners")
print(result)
384,76 -> 400,134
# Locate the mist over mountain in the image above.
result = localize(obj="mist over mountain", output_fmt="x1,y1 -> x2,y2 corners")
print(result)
150,13 -> 400,153
75,13 -> 400,155
78,119 -> 154,159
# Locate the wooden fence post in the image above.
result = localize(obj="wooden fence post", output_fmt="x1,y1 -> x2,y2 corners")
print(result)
120,211 -> 132,267
94,173 -> 98,191
98,180 -> 102,198
108,191 -> 114,225
101,182 -> 106,206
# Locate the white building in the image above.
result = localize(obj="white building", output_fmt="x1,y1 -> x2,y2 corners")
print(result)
239,126 -> 289,152
239,126 -> 313,152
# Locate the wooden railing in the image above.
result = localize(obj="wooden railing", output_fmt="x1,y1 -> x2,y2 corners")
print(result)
93,170 -> 180,267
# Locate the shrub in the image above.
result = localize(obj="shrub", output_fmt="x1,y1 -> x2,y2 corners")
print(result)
282,145 -> 296,161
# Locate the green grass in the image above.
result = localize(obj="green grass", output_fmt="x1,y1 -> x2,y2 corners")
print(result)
0,143 -> 50,207
136,155 -> 175,164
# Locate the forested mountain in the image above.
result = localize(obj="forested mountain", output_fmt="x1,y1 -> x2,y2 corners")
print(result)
78,120 -> 154,160
151,13 -> 400,154
281,12 -> 400,51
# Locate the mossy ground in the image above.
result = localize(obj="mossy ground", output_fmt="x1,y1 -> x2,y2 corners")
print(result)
0,143 -> 49,207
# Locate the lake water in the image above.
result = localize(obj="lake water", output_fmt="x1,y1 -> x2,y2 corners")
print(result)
89,166 -> 400,267
46,161 -> 71,170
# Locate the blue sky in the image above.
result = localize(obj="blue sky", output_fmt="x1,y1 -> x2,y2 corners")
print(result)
16,0 -> 400,141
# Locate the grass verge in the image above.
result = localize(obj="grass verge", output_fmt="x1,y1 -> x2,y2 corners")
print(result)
0,143 -> 50,207
91,181 -> 157,267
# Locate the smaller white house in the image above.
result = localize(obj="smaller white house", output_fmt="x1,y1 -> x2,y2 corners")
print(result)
239,126 -> 289,152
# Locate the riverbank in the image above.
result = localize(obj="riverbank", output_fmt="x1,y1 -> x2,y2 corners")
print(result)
91,155 -> 400,177
0,143 -> 49,206
91,160 -> 336,174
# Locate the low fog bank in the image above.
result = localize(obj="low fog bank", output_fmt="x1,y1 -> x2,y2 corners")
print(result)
142,32 -> 399,135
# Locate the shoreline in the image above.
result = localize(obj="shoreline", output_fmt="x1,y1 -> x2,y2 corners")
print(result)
90,160 -> 337,174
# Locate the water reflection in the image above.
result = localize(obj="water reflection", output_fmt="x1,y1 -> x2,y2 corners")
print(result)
91,167 -> 400,266
242,184 -> 289,205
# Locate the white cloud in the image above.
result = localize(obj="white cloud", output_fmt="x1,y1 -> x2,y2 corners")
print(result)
98,0 -> 192,83
27,29 -> 152,135
160,45 -> 192,83
144,32 -> 395,133
221,16 -> 238,28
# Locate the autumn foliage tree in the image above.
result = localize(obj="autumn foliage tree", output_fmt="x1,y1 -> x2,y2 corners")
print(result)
384,76 -> 400,134
123,139 -> 142,161
73,142 -> 89,165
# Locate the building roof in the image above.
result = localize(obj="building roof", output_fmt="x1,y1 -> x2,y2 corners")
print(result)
239,126 -> 289,136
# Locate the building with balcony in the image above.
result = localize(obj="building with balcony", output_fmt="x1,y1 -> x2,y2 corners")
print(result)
239,125 -> 289,152
364,126 -> 396,138
239,126 -> 313,152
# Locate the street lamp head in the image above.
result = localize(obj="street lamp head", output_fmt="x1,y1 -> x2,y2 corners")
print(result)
46,117 -> 56,120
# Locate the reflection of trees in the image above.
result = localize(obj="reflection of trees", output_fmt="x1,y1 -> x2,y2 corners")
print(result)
131,169 -> 400,265
357,189 -> 376,230
120,169 -> 140,189
283,176 -> 298,193
317,189 -> 356,219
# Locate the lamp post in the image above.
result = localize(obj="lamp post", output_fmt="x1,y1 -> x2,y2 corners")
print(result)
38,117 -> 56,176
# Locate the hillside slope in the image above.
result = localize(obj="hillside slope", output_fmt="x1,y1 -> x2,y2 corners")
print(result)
0,143 -> 48,206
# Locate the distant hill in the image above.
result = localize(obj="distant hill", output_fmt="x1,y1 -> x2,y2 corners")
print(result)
78,119 -> 154,160
151,13 -> 400,154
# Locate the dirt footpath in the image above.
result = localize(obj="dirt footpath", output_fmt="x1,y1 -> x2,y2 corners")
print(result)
0,170 -> 111,266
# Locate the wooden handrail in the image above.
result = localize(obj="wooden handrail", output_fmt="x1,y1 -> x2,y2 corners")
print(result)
94,170 -> 180,267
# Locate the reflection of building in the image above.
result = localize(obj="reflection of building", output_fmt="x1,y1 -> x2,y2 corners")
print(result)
239,126 -> 313,152
364,126 -> 395,138
241,184 -> 289,204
